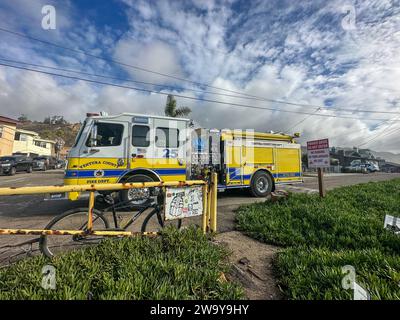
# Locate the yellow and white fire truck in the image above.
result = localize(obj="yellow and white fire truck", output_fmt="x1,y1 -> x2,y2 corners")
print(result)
64,112 -> 302,202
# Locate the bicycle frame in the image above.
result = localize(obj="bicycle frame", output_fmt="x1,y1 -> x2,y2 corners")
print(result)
100,198 -> 161,231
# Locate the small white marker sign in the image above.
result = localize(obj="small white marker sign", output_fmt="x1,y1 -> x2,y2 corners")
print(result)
384,215 -> 400,234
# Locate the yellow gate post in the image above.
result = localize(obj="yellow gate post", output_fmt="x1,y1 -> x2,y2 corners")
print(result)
208,181 -> 213,232
210,172 -> 218,232
87,191 -> 95,231
202,184 -> 208,233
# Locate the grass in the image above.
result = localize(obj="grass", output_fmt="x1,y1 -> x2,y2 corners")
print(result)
0,227 -> 244,300
236,178 -> 400,300
275,248 -> 400,300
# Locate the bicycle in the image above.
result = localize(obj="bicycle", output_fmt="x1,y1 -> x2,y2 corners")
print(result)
39,193 -> 182,258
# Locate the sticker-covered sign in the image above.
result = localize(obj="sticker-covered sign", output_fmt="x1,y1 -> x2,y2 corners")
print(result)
165,186 -> 203,220
307,138 -> 330,168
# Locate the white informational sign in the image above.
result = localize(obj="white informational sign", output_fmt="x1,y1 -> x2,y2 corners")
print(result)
307,138 -> 330,168
384,215 -> 400,234
165,185 -> 203,220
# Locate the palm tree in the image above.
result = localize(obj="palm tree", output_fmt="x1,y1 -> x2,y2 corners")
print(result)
164,94 -> 191,117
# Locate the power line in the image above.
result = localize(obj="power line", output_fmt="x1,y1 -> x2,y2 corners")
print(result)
1,56 -> 400,116
0,57 -> 263,101
331,118 -> 391,140
358,126 -> 400,148
2,61 -> 400,123
376,126 -> 400,140
0,26 -> 265,99
358,115 -> 400,147
1,26 -> 399,115
0,57 -> 323,106
283,107 -> 321,132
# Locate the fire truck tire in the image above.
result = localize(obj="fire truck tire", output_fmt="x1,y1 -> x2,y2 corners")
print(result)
119,174 -> 155,206
250,171 -> 273,197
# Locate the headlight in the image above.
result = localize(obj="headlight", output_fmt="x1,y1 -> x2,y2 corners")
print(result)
1,163 -> 11,167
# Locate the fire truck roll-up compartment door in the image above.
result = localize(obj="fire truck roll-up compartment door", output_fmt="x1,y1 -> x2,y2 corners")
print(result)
74,120 -> 129,185
150,118 -> 188,182
275,145 -> 302,182
242,139 -> 275,185
225,137 -> 245,186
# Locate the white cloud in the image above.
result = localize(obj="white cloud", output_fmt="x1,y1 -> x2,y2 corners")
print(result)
0,0 -> 399,153
114,38 -> 183,84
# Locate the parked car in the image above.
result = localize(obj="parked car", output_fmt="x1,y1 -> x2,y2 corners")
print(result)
55,160 -> 65,169
344,164 -> 368,173
0,156 -> 33,175
366,163 -> 379,173
32,156 -> 57,171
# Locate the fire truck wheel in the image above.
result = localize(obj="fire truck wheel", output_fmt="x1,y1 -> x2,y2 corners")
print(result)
119,174 -> 155,206
250,171 -> 273,197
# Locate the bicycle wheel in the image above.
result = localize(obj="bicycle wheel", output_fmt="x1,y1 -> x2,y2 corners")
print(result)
39,208 -> 109,258
140,208 -> 182,233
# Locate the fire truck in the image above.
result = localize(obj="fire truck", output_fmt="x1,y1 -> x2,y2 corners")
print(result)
64,112 -> 302,203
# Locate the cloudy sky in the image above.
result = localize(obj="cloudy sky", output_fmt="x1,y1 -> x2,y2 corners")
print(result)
0,0 -> 399,152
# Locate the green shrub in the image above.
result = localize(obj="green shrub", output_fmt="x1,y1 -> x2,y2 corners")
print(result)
0,227 -> 243,300
275,247 -> 400,300
236,179 -> 400,300
236,179 -> 400,253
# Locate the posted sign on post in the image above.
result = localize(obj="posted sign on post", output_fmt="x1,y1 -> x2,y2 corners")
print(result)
307,139 -> 330,197
307,138 -> 330,168
164,185 -> 203,220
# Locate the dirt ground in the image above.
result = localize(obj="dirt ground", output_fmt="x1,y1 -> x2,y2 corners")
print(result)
215,231 -> 282,300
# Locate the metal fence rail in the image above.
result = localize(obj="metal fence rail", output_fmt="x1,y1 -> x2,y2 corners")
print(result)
0,180 -> 206,196
0,176 -> 218,238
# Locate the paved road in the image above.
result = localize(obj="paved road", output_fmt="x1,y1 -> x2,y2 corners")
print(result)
0,170 -> 399,264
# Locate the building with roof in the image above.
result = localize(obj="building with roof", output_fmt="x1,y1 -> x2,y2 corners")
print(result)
12,128 -> 55,157
0,116 -> 18,156
380,161 -> 400,173
330,147 -> 382,168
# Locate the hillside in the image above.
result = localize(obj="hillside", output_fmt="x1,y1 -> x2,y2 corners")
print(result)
17,121 -> 81,147
372,151 -> 400,165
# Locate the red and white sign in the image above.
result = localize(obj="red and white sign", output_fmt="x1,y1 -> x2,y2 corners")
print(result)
307,139 -> 330,168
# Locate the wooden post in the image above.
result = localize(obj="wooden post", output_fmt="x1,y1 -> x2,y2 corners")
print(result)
317,168 -> 325,198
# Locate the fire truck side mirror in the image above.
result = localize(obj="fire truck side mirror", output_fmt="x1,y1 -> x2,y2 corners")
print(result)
89,124 -> 98,147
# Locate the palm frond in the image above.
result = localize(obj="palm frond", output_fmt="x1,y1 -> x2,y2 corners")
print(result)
174,106 -> 192,117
